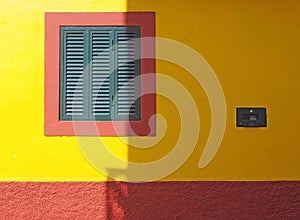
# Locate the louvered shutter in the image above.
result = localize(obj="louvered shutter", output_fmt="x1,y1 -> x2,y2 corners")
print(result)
90,30 -> 112,119
60,30 -> 87,120
115,28 -> 141,120
60,26 -> 141,121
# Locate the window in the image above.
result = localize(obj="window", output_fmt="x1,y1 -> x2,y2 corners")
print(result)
45,12 -> 156,136
60,26 -> 141,121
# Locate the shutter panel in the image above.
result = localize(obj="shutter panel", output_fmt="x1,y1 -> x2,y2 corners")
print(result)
64,31 -> 85,118
115,28 -> 140,119
90,31 -> 112,118
60,26 -> 141,121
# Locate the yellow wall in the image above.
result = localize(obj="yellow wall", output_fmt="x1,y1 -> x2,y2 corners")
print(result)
0,0 -> 300,181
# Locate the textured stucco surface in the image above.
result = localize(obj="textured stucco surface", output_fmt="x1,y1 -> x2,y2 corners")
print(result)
0,181 -> 299,219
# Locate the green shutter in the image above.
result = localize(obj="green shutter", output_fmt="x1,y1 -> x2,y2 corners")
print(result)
90,30 -> 113,120
60,26 -> 141,121
115,27 -> 141,120
60,29 -> 87,120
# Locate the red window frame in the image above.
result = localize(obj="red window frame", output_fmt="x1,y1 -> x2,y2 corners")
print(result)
45,12 -> 156,136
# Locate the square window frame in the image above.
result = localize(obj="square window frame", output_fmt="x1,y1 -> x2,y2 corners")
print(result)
45,12 -> 156,136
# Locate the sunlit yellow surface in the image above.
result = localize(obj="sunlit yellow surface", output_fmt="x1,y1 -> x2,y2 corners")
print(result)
0,0 -> 300,181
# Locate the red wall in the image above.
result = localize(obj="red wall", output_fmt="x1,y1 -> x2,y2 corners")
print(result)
0,181 -> 299,219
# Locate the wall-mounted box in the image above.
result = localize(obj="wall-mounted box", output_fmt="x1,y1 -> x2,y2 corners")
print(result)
236,107 -> 267,127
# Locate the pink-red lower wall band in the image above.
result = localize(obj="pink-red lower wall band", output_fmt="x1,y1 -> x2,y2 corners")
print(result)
0,181 -> 299,219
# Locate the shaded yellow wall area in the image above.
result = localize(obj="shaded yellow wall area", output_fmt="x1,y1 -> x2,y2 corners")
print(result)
0,0 -> 300,180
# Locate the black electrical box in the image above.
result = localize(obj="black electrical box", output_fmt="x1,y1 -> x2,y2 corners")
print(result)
236,107 -> 267,127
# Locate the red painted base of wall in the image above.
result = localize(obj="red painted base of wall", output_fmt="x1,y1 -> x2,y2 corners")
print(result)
0,181 -> 299,219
